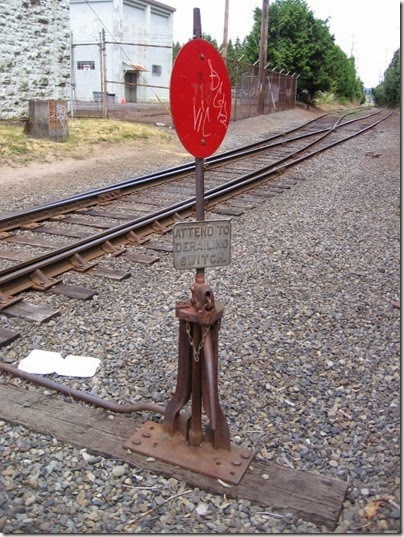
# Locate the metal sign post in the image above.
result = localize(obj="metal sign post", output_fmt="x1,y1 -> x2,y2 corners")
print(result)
124,9 -> 254,485
195,157 -> 205,283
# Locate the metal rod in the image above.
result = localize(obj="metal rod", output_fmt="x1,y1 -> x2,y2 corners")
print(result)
188,324 -> 205,446
202,329 -> 218,430
0,362 -> 165,415
195,157 -> 205,222
193,8 -> 202,39
195,157 -> 205,283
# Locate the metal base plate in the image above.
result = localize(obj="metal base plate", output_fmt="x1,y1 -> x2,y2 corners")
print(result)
123,421 -> 254,485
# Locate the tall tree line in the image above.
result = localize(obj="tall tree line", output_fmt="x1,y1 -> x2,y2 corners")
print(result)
229,0 -> 364,103
172,0 -> 402,106
373,49 -> 400,107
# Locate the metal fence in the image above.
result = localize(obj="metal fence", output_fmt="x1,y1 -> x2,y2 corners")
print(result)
226,58 -> 297,120
70,35 -> 297,125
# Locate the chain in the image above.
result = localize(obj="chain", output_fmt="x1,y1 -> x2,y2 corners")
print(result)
185,322 -> 210,362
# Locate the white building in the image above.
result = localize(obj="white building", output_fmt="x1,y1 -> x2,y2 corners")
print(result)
70,0 -> 175,103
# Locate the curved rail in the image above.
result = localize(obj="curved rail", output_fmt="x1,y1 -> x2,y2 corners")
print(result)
0,108 -> 391,300
43,106 -> 377,203
0,108 -> 378,228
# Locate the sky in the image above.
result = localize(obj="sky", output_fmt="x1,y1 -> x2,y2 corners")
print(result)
166,0 -> 401,88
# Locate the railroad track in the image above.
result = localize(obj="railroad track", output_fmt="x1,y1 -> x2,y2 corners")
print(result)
0,107 -> 391,335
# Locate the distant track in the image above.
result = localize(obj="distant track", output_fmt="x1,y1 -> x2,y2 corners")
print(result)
0,107 -> 391,308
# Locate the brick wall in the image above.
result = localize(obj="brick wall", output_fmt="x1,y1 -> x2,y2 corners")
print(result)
0,0 -> 71,120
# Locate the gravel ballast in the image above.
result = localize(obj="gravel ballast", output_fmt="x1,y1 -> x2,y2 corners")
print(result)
0,108 -> 400,533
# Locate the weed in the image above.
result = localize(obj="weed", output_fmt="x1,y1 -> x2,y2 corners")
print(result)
0,118 -> 175,166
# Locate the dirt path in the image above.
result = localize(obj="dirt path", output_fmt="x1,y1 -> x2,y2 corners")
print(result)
0,137 -> 189,187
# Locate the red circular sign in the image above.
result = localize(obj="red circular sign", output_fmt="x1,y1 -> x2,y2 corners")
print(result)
170,39 -> 231,158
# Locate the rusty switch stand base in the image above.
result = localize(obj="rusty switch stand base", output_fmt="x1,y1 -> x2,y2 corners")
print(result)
123,421 -> 254,485
124,282 -> 254,485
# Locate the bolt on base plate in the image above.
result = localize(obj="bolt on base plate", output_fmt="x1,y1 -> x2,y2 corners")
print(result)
123,421 -> 254,485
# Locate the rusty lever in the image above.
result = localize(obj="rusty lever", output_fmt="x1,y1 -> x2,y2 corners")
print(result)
163,281 -> 230,450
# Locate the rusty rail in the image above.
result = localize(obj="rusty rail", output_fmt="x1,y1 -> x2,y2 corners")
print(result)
0,108 -> 375,231
0,361 -> 165,415
0,109 -> 392,305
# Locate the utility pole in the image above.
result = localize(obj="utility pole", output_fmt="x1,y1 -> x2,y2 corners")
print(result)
350,34 -> 355,58
222,0 -> 230,62
257,0 -> 269,114
100,28 -> 108,118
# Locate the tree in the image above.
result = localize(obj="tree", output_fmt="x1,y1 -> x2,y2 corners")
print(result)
374,49 -> 400,107
201,33 -> 219,49
225,38 -> 249,85
226,37 -> 246,62
325,47 -> 364,102
243,0 -> 364,102
173,34 -> 218,62
173,41 -> 182,61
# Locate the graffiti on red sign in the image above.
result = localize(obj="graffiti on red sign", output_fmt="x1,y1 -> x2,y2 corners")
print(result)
193,59 -> 229,138
170,39 -> 231,158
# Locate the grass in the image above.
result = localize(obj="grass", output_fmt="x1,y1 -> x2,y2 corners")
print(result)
0,118 -> 174,166
313,91 -> 364,109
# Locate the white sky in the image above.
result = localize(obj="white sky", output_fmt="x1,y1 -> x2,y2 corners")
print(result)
166,0 -> 401,88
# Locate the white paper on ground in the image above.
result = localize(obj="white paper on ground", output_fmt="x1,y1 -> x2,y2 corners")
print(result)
18,349 -> 101,377
54,355 -> 101,377
18,349 -> 64,375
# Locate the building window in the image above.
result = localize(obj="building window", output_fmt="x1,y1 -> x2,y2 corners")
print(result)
77,61 -> 95,70
152,64 -> 162,76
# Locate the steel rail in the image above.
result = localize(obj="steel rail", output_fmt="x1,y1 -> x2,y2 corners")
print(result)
0,109 -> 391,298
0,362 -> 166,414
0,112 -> 365,281
0,108 -> 379,230
0,108 -> 389,418
203,111 -> 393,200
0,113 -> 328,226
51,106 -> 376,203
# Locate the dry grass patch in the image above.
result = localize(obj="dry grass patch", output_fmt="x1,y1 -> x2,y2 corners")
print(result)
0,118 -> 174,166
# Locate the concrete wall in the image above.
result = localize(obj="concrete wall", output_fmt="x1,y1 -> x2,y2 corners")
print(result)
0,0 -> 71,120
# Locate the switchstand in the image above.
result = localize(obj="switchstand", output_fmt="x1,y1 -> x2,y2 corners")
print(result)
124,9 -> 254,485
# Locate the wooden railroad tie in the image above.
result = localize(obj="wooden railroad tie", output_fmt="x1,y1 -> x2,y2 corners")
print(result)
0,383 -> 348,530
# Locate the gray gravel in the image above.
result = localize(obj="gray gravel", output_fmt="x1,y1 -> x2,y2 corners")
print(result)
0,107 -> 400,533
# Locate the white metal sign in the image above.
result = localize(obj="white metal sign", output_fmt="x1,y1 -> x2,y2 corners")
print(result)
172,220 -> 231,270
